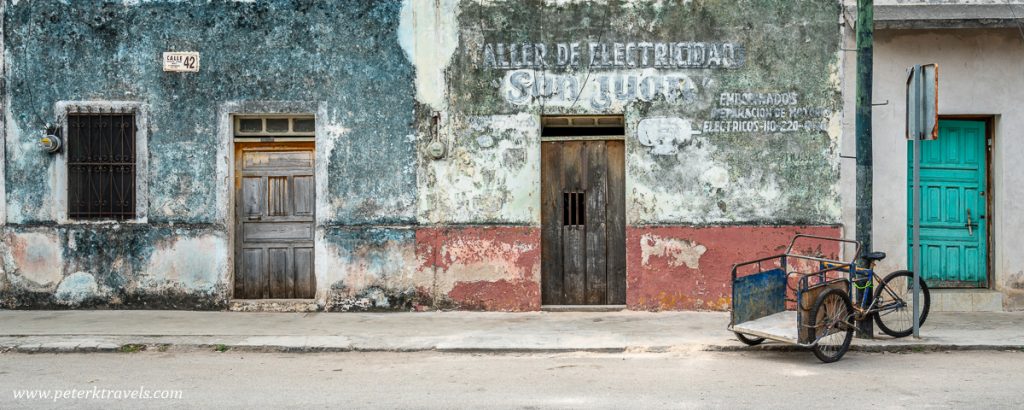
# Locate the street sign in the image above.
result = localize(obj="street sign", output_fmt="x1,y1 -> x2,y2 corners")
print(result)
163,52 -> 200,72
906,64 -> 938,140
906,63 -> 938,340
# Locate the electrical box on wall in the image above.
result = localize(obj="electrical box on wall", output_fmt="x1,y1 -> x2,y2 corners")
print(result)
39,126 -> 62,154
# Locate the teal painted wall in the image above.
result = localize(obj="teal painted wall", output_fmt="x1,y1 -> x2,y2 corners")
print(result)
1,0 -> 418,308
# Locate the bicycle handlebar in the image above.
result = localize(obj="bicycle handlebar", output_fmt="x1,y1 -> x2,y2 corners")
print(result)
786,234 -> 861,264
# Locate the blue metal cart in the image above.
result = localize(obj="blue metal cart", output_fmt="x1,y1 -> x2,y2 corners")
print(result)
727,234 -> 862,363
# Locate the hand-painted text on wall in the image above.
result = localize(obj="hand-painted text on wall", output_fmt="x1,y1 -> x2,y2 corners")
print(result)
482,41 -> 745,70
702,92 -> 831,134
483,40 -> 743,109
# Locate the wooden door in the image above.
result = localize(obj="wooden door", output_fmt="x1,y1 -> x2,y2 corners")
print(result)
907,120 -> 988,287
234,143 -> 316,299
541,140 -> 626,305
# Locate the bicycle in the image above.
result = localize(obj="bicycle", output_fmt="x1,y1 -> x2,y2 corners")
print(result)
729,235 -> 931,363
802,251 -> 932,362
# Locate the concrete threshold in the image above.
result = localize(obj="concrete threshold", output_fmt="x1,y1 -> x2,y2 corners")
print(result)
541,305 -> 627,312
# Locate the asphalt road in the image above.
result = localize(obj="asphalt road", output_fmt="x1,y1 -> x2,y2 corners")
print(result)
2,350 -> 1021,409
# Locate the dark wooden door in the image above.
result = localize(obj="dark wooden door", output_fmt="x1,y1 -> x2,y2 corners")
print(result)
541,140 -> 625,305
234,143 -> 316,299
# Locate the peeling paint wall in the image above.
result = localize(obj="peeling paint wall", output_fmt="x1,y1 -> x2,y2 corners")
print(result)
627,225 -> 840,311
2,225 -> 229,309
440,0 -> 843,227
318,227 -> 423,311
418,227 -> 541,311
424,0 -> 843,310
2,0 -> 417,309
3,0 -> 848,311
418,113 -> 541,224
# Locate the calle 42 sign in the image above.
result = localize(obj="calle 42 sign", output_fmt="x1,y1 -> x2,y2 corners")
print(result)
163,52 -> 200,73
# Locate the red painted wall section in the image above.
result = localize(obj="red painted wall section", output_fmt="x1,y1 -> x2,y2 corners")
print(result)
626,225 -> 841,311
416,227 -> 541,311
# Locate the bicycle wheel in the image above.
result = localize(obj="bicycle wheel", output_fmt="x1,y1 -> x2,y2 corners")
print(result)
735,332 -> 765,346
810,288 -> 854,363
873,270 -> 930,338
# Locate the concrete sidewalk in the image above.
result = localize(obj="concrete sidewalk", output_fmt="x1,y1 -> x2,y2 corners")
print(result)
1,310 -> 1022,354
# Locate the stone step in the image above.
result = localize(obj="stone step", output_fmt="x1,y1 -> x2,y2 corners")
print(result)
541,305 -> 627,312
930,289 -> 1003,312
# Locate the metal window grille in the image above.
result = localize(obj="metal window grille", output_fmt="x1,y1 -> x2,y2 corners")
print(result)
67,113 -> 136,220
562,191 -> 585,226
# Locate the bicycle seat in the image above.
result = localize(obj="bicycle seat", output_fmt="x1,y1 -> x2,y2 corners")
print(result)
862,251 -> 886,262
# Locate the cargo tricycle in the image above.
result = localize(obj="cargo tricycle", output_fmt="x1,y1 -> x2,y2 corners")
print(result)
727,234 -> 931,363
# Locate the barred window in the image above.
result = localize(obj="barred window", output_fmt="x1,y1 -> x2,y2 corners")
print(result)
67,113 -> 137,220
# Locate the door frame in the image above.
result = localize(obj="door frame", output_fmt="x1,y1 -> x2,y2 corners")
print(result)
218,101 -> 321,301
926,115 -> 995,289
540,115 -> 629,306
232,141 -> 316,299
539,135 -> 627,306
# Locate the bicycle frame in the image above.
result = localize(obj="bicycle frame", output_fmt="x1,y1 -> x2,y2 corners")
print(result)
822,261 -> 908,319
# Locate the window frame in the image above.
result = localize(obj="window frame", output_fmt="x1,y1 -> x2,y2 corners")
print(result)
233,115 -> 316,139
54,101 -> 149,224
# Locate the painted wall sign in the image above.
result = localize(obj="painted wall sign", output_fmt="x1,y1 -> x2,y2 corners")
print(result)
637,117 -> 702,155
162,52 -> 200,72
502,69 -> 702,109
482,40 -> 742,109
701,92 -> 831,134
482,41 -> 745,70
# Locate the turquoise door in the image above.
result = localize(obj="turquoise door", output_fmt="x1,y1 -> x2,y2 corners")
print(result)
907,120 -> 988,288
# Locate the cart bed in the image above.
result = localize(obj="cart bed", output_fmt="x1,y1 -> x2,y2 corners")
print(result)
731,311 -> 799,344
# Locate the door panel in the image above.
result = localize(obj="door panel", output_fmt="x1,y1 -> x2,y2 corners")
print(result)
242,177 -> 264,216
541,140 -> 625,305
907,120 -> 987,288
243,150 -> 314,169
540,145 -> 564,305
268,248 -> 290,298
293,176 -> 315,215
560,142 -> 586,304
584,142 -> 609,305
242,222 -> 314,242
294,247 -> 315,297
605,141 -> 627,303
238,248 -> 265,298
562,225 -> 586,304
268,177 -> 289,216
235,143 -> 316,299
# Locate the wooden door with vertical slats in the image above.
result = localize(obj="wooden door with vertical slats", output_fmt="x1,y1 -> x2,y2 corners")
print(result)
541,140 -> 625,305
234,143 -> 316,299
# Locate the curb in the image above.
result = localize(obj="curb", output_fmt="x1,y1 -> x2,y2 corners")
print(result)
3,341 -> 1023,355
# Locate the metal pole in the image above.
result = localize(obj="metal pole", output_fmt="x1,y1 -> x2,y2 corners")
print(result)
912,138 -> 921,339
911,65 -> 924,340
854,0 -> 875,339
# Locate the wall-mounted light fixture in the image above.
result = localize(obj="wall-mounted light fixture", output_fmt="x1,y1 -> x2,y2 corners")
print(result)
426,112 -> 446,160
39,124 -> 62,154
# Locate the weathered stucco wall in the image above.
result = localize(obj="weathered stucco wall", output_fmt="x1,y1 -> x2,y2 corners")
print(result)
431,0 -> 843,227
3,0 -> 846,311
1,226 -> 228,308
1,0 -> 419,308
627,225 -> 840,310
4,0 -> 416,225
417,0 -> 844,310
